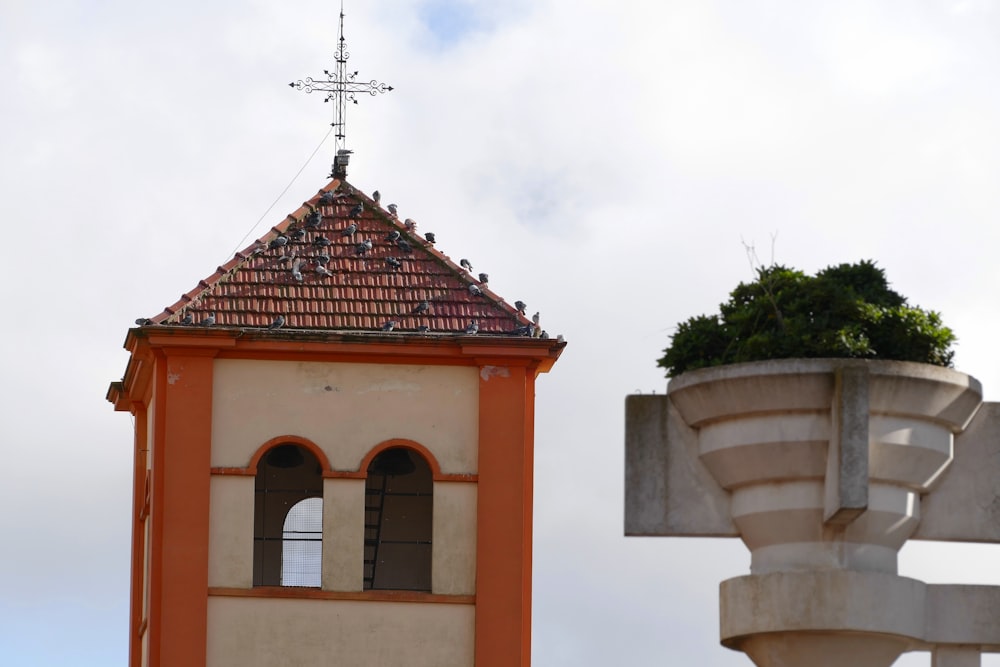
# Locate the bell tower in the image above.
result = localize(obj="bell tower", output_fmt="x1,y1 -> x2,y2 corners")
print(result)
108,179 -> 563,667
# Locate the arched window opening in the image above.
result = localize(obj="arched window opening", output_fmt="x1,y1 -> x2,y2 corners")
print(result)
364,447 -> 432,591
254,443 -> 323,587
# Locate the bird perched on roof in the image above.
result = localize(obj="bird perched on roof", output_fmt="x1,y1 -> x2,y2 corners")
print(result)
355,239 -> 373,255
387,203 -> 398,217
268,235 -> 289,250
464,320 -> 479,335
249,242 -> 267,256
469,284 -> 483,296
372,190 -> 381,204
315,264 -> 333,277
313,235 -> 331,247
134,318 -> 154,326
425,232 -> 436,244
289,228 -> 306,241
349,203 -> 363,218
540,330 -> 550,339
532,311 -> 540,325
180,313 -> 193,325
341,223 -> 358,237
417,325 -> 429,332
397,239 -> 413,253
514,300 -> 527,314
276,252 -> 295,264
513,324 -> 533,336
319,190 -> 337,204
381,320 -> 395,332
315,253 -> 330,265
413,300 -> 430,314
201,312 -> 216,326
269,314 -> 285,329
386,257 -> 402,270
460,258 -> 473,271
385,230 -> 400,242
404,218 -> 417,231
291,258 -> 304,282
478,272 -> 489,285
304,209 -> 322,229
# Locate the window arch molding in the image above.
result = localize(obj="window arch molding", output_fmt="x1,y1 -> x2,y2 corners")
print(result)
247,435 -> 332,476
357,439 -> 443,479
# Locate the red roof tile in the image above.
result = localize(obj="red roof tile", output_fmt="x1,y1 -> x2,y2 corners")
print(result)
144,179 -> 542,338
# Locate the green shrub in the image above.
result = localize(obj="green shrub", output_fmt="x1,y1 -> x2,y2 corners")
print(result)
658,260 -> 955,377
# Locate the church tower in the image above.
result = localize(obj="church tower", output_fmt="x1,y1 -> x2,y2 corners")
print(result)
107,175 -> 563,667
108,7 -> 564,665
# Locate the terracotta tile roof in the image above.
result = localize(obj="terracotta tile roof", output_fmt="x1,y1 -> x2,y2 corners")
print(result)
142,179 -> 543,338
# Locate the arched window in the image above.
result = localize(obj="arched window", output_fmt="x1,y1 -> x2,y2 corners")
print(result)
364,447 -> 432,591
254,443 -> 323,587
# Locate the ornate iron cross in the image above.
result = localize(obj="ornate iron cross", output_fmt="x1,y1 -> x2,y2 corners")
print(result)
290,1 -> 393,178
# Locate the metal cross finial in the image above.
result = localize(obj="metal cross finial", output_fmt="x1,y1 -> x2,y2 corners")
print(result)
289,1 -> 393,179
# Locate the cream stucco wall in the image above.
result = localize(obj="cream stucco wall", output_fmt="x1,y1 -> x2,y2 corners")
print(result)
208,476 -> 254,588
323,478 -> 364,591
206,597 -> 474,667
433,482 -> 478,595
211,359 -> 479,474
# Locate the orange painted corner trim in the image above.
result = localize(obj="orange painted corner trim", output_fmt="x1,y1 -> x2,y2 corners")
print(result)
208,586 -> 475,605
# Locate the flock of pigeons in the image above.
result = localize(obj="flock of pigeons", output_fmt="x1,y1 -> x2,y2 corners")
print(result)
136,184 -> 555,341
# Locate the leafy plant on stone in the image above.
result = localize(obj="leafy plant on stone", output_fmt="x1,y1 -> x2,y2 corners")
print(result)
658,260 -> 955,377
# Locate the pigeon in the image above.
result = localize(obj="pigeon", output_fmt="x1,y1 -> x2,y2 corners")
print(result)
513,324 -> 533,336
134,317 -> 154,326
289,228 -> 306,241
387,203 -> 398,217
540,330 -> 550,339
385,230 -> 400,242
304,210 -> 322,229
464,320 -> 479,335
201,312 -> 216,326
372,190 -> 381,204
404,218 -> 417,231
276,253 -> 295,264
180,313 -> 193,325
478,272 -> 489,284
556,334 -> 564,343
417,325 -> 429,332
315,264 -> 333,277
315,253 -> 330,265
313,235 -> 331,247
532,311 -> 540,325
249,242 -> 267,256
349,203 -> 364,218
386,257 -> 402,270
269,314 -> 285,329
268,235 -> 289,250
460,258 -> 473,271
413,300 -> 430,314
381,320 -> 395,332
425,232 -> 436,244
319,190 -> 336,204
341,223 -> 358,237
397,239 -> 413,253
469,284 -> 483,296
355,239 -> 373,255
291,258 -> 304,282
514,300 -> 527,314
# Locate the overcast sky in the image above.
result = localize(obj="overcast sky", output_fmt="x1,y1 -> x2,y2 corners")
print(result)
3,1 -> 1000,665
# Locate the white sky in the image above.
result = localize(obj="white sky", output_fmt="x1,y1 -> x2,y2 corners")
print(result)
2,1 -> 1000,665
